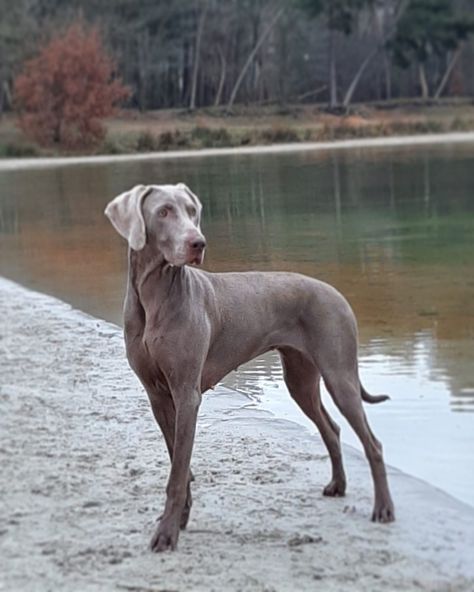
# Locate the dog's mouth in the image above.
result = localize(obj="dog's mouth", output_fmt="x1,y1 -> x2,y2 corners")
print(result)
188,249 -> 205,266
166,244 -> 205,267
167,252 -> 205,267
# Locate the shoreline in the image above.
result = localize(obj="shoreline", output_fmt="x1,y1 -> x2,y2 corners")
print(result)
0,131 -> 473,171
1,276 -> 474,591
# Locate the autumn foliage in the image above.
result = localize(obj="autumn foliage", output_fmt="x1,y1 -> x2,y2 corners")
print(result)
13,22 -> 130,149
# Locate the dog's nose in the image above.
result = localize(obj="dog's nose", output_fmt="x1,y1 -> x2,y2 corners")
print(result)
191,239 -> 206,251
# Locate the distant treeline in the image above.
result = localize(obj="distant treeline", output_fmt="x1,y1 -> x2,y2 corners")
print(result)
1,0 -> 474,113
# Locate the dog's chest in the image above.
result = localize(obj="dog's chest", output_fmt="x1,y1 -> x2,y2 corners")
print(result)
125,323 -> 170,388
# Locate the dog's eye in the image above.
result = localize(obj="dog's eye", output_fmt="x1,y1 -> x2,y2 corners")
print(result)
188,206 -> 197,217
158,208 -> 168,218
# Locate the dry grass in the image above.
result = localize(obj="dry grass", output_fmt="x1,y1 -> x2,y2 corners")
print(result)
2,101 -> 474,157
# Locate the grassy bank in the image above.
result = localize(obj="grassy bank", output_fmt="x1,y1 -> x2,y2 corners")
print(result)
1,101 -> 474,157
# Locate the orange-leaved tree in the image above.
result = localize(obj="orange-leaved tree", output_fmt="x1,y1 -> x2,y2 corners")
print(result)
13,21 -> 130,149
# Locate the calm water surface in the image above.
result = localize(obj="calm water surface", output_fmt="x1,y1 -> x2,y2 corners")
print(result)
1,142 -> 473,506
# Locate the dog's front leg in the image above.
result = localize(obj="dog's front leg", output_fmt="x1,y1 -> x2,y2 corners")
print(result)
145,386 -> 194,530
150,383 -> 201,552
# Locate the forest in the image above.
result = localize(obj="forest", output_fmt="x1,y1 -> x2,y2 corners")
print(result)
1,0 -> 474,115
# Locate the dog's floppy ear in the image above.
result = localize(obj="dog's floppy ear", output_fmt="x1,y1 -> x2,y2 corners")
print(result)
104,185 -> 152,251
177,182 -> 202,223
177,183 -> 201,206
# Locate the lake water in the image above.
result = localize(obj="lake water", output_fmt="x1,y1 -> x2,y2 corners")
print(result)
1,141 -> 473,506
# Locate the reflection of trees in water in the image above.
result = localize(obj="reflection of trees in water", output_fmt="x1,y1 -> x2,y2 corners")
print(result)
362,330 -> 474,412
431,341 -> 474,412
202,147 -> 473,338
0,164 -> 126,322
0,164 -> 112,231
0,193 -> 18,234
205,149 -> 409,267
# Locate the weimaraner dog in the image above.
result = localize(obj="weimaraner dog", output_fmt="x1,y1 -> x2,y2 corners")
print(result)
105,183 -> 395,552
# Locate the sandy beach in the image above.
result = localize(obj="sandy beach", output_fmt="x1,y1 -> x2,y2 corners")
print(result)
1,276 -> 474,592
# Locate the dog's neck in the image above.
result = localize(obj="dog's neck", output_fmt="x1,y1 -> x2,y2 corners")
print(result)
128,245 -> 187,312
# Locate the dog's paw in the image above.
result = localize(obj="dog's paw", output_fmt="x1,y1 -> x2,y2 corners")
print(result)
323,479 -> 346,497
371,501 -> 395,523
150,523 -> 179,552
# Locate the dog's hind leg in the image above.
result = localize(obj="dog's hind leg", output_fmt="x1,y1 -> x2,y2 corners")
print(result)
305,297 -> 395,522
279,347 -> 346,497
322,368 -> 395,522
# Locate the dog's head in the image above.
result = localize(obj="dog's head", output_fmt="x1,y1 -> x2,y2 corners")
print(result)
105,183 -> 206,266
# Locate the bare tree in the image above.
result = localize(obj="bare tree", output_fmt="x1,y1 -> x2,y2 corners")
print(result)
434,46 -> 463,99
227,5 -> 285,109
189,0 -> 209,109
342,0 -> 408,108
214,45 -> 227,106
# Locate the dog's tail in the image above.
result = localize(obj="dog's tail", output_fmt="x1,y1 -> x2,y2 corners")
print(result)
361,384 -> 390,404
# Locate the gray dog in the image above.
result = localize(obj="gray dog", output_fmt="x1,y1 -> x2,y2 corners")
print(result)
105,183 -> 395,552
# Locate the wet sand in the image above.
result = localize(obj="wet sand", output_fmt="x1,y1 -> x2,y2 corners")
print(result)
0,131 -> 474,171
1,276 -> 474,592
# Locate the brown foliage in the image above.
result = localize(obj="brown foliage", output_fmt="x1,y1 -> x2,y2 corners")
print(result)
13,21 -> 130,149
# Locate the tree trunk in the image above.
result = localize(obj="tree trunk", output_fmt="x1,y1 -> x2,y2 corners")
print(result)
342,45 -> 379,108
214,46 -> 227,107
0,80 -> 5,116
297,86 -> 327,101
251,12 -> 261,100
190,2 -> 209,110
137,34 -> 149,112
343,0 -> 408,108
419,63 -> 429,100
384,50 -> 392,100
53,121 -> 61,145
434,48 -> 462,100
328,28 -> 337,109
227,6 -> 284,109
